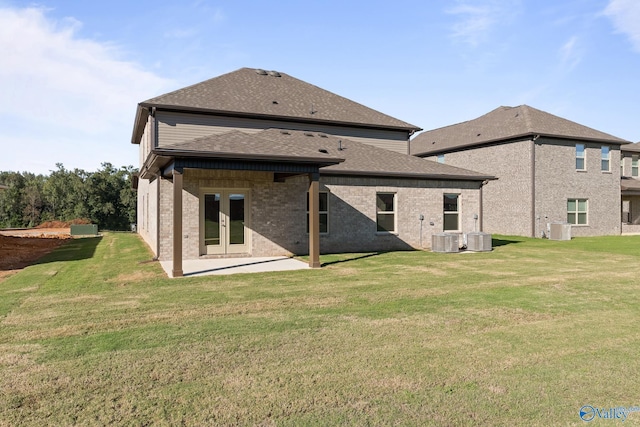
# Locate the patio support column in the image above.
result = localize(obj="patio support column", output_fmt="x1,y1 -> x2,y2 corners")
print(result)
172,168 -> 184,277
308,172 -> 321,268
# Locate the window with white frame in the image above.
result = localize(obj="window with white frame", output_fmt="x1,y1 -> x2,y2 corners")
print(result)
633,155 -> 639,177
601,146 -> 610,172
576,144 -> 586,170
376,192 -> 396,233
621,157 -> 625,176
443,194 -> 460,231
306,192 -> 329,234
567,199 -> 588,225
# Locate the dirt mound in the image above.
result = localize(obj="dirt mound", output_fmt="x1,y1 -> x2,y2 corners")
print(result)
0,234 -> 68,275
36,218 -> 91,229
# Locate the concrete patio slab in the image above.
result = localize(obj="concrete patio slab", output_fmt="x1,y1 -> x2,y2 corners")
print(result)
160,256 -> 310,277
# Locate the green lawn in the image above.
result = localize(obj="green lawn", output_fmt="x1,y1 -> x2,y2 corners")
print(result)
2,233 -> 640,426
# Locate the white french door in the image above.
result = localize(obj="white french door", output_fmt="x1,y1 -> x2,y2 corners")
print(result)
201,190 -> 249,255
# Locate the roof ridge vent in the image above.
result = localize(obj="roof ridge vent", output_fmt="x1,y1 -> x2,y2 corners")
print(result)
268,70 -> 281,77
304,132 -> 314,137
255,69 -> 268,75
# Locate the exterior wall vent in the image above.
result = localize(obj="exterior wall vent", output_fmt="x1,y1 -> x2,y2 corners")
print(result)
432,233 -> 459,253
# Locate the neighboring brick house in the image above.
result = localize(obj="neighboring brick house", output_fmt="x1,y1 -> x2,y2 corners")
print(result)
621,142 -> 640,233
410,105 -> 630,238
132,68 -> 492,276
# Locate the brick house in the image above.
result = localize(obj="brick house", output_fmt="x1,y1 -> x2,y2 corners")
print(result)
621,142 -> 640,233
410,105 -> 630,238
132,68 -> 492,276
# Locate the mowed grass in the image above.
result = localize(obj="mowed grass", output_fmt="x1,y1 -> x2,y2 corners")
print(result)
2,233 -> 640,426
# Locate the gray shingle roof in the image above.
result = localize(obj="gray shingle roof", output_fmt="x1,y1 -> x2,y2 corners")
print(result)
621,142 -> 640,153
157,129 -> 345,166
161,129 -> 492,181
410,105 -> 629,156
142,68 -> 421,132
621,177 -> 640,192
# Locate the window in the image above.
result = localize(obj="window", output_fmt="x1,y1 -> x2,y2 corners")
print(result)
437,154 -> 445,164
601,146 -> 610,172
376,193 -> 396,233
306,192 -> 329,234
621,157 -> 625,176
633,155 -> 639,177
567,199 -> 588,225
443,194 -> 460,231
576,144 -> 585,170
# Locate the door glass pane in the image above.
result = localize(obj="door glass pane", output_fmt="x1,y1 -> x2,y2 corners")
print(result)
204,194 -> 220,246
320,213 -> 328,233
228,194 -> 245,245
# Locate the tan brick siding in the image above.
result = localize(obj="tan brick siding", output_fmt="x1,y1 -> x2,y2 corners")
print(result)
154,169 -> 482,260
424,138 -> 621,237
426,140 -> 534,236
136,175 -> 159,257
534,138 -> 620,237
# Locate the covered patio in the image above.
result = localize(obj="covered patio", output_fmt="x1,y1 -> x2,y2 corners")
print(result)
137,130 -> 345,277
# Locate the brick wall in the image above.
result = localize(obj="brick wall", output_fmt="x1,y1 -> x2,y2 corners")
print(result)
534,138 -> 620,237
154,169 -> 483,260
426,140 -> 534,236
136,175 -> 158,256
424,138 -> 622,237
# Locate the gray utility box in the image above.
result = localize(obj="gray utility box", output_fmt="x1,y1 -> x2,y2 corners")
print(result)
432,233 -> 459,253
70,224 -> 98,236
549,223 -> 571,241
466,232 -> 492,252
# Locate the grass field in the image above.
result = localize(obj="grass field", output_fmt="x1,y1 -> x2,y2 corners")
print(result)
1,232 -> 640,426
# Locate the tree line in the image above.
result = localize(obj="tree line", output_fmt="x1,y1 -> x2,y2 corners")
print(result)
0,163 -> 137,231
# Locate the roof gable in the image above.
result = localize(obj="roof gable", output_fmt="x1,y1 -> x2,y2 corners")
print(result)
411,105 -> 629,156
141,68 -> 420,132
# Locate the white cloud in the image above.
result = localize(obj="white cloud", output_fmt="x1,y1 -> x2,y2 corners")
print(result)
0,6 -> 175,172
446,0 -> 522,47
559,36 -> 584,71
604,0 -> 640,52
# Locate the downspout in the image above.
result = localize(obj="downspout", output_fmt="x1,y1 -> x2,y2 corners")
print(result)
479,180 -> 488,232
530,138 -> 536,237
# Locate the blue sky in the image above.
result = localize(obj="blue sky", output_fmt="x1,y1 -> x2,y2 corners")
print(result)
1,0 -> 639,174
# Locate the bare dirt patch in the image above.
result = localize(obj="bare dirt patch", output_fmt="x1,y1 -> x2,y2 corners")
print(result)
0,231 -> 70,280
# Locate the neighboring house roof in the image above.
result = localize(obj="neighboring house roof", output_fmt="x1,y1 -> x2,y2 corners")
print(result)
621,177 -> 640,194
156,129 -> 493,181
410,105 -> 629,156
132,68 -> 421,144
621,142 -> 640,154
